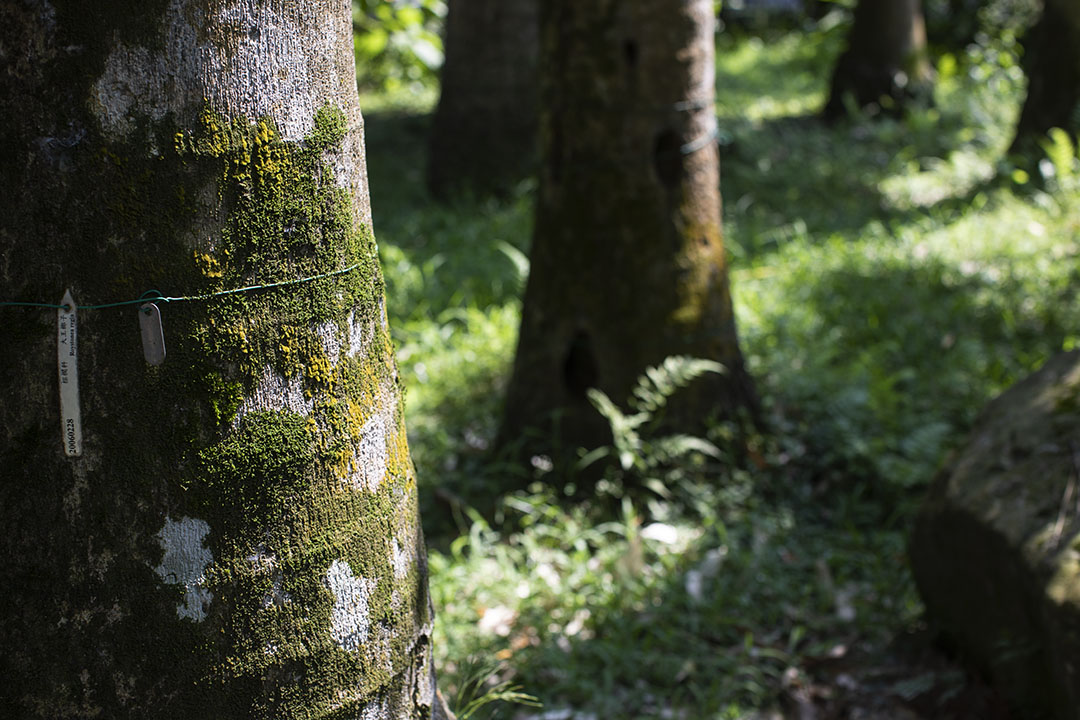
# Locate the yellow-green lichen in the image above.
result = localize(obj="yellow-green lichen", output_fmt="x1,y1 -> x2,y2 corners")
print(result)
168,103 -> 426,717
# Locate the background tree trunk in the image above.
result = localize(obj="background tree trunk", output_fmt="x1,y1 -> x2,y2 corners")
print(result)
498,0 -> 755,467
426,0 -> 539,199
1008,0 -> 1080,155
0,2 -> 448,717
823,0 -> 933,119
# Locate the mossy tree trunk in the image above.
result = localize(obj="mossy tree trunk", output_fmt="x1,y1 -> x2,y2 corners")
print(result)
498,0 -> 756,466
823,0 -> 933,119
0,2 -> 449,718
1008,0 -> 1080,156
426,0 -> 538,199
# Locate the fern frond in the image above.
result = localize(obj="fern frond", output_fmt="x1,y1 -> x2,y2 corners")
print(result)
630,356 -> 726,414
648,434 -> 723,463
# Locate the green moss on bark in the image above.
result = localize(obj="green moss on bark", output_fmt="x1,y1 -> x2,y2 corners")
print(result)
0,99 -> 430,718
165,107 -> 427,717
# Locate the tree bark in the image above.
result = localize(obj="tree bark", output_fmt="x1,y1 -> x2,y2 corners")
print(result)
498,0 -> 755,467
1008,0 -> 1080,156
0,1 -> 448,717
426,0 -> 539,199
823,0 -> 933,119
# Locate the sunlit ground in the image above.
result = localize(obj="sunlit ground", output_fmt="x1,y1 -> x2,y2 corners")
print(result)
360,19 -> 1080,719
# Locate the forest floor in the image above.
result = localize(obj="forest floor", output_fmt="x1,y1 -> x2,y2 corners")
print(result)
361,19 -> 1080,720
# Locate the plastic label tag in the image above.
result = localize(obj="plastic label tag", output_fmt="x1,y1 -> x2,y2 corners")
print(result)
58,289 -> 82,457
139,303 -> 166,365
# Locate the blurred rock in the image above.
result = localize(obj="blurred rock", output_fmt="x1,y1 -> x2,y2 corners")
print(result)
910,350 -> 1080,719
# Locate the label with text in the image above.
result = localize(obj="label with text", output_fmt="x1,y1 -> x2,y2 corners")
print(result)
58,289 -> 82,457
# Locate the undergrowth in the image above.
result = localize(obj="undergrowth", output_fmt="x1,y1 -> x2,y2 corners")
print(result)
361,11 -> 1080,719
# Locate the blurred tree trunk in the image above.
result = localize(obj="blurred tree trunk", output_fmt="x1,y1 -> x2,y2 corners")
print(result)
923,0 -> 983,52
426,0 -> 539,199
0,2 -> 450,718
499,0 -> 756,468
824,0 -> 933,119
1008,0 -> 1080,155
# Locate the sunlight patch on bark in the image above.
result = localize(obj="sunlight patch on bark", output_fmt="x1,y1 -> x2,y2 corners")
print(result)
89,0 -> 355,142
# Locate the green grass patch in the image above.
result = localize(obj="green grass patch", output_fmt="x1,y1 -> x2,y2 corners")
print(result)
361,18 -> 1080,718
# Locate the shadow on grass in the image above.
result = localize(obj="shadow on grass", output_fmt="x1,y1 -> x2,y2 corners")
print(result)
745,256 -> 1073,503
437,248 -> 1075,715
364,109 -> 535,325
447,478 -> 938,719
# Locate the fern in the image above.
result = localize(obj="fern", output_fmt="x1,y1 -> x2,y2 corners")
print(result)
585,356 -> 726,483
457,682 -> 541,719
630,356 -> 726,414
450,657 -> 541,719
587,388 -> 648,470
1039,127 -> 1078,191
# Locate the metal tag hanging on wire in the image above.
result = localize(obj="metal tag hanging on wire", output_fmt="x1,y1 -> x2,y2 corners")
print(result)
57,289 -> 82,457
138,302 -> 166,365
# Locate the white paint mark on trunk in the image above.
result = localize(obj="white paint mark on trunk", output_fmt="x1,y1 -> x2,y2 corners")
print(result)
154,516 -> 213,622
326,558 -> 376,652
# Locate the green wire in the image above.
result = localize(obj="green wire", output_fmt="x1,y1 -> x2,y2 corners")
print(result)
0,263 -> 360,311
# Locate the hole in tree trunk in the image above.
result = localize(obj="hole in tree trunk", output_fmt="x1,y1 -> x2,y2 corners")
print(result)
653,129 -> 681,190
562,330 -> 598,398
623,40 -> 638,69
551,123 -> 563,185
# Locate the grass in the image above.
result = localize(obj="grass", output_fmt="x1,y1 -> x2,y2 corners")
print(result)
360,17 -> 1080,719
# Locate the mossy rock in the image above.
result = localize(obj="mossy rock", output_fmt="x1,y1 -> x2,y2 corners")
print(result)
910,350 -> 1080,720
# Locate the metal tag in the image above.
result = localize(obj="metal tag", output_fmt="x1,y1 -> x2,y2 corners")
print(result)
138,303 -> 166,365
57,289 -> 82,457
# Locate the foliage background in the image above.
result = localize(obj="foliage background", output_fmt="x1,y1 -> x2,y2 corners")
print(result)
356,2 -> 1079,717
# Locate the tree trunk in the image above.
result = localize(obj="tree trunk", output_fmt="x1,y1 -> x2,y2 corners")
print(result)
498,0 -> 756,467
823,0 -> 933,119
923,0 -> 983,53
0,2 -> 449,718
426,0 -> 539,199
1008,0 -> 1080,156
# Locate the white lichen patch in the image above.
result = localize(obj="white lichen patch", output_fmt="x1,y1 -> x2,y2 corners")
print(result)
245,545 -> 291,609
378,297 -> 389,331
391,537 -> 414,579
90,43 -> 169,140
246,544 -> 277,571
262,572 -> 292,610
368,622 -> 396,677
344,412 -> 386,492
326,558 -> 377,652
415,647 -> 435,709
234,366 -> 314,425
347,308 -> 374,359
90,0 -> 360,143
317,320 -> 342,366
154,517 -> 213,622
359,696 -> 390,720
